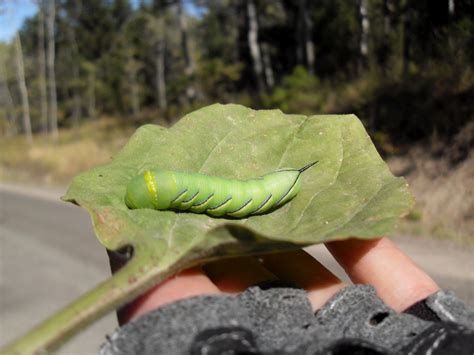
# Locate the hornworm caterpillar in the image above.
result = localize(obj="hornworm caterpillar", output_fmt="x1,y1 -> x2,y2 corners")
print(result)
125,161 -> 318,218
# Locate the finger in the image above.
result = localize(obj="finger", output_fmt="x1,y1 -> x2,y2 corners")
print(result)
326,237 -> 439,312
118,266 -> 220,324
203,256 -> 277,293
261,250 -> 347,310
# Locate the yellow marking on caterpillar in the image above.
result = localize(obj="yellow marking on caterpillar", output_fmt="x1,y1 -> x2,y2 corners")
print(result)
143,170 -> 159,208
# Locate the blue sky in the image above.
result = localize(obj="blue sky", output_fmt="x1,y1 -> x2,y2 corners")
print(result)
0,0 -> 38,42
0,0 -> 205,43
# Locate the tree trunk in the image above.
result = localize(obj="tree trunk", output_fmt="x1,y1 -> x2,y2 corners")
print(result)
72,92 -> 81,127
297,0 -> 315,73
449,0 -> 455,17
37,1 -> 48,133
177,0 -> 196,102
87,69 -> 96,119
261,43 -> 274,89
399,0 -> 410,78
126,51 -> 140,116
0,58 -> 17,136
379,0 -> 392,76
359,0 -> 370,70
305,32 -> 315,74
155,16 -> 167,111
130,75 -> 140,117
72,66 -> 81,127
14,33 -> 33,144
46,0 -> 58,139
156,39 -> 167,110
246,0 -> 265,92
66,6 -> 81,128
383,0 -> 391,35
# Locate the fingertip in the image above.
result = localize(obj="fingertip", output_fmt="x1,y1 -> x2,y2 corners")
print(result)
203,256 -> 277,293
261,250 -> 347,311
118,267 -> 220,324
326,237 -> 439,311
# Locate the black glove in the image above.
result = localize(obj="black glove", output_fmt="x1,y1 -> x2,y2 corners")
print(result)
100,282 -> 474,355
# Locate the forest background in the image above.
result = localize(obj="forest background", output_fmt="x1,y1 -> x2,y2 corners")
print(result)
0,0 -> 473,243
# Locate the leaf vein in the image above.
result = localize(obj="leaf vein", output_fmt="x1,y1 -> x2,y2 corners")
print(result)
319,181 -> 384,238
276,115 -> 310,168
291,124 -> 344,228
198,121 -> 236,173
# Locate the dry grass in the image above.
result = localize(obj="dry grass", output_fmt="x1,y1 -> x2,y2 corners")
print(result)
388,123 -> 474,244
394,155 -> 474,245
0,118 -> 134,187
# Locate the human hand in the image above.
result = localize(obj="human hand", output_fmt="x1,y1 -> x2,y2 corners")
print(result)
116,237 -> 439,325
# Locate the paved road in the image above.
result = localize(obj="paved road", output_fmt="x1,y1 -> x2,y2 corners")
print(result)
307,240 -> 474,305
0,185 -> 117,354
1,184 -> 473,354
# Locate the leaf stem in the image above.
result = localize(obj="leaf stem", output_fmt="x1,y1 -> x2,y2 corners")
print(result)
1,249 -> 177,354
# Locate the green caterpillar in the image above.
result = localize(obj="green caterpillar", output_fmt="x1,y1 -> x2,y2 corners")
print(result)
125,161 -> 317,218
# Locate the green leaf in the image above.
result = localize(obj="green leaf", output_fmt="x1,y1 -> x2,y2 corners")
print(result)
66,103 -> 412,250
3,104 -> 413,354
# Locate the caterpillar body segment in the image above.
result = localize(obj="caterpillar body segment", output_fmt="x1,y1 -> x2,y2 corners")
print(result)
125,161 -> 317,218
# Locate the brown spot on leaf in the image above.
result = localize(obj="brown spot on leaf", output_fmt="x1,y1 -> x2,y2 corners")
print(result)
128,275 -> 137,284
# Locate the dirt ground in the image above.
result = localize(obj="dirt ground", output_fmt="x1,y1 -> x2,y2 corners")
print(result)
388,122 -> 474,244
